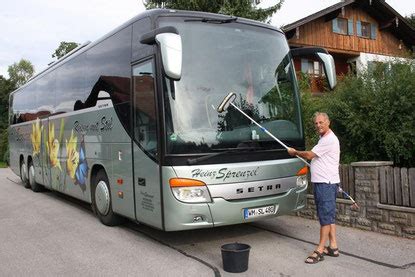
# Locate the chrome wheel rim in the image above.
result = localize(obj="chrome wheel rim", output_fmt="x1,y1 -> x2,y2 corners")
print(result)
95,180 -> 110,215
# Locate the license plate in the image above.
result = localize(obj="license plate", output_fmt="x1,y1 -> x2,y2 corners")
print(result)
243,205 -> 275,219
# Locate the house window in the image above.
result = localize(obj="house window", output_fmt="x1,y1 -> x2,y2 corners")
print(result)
348,61 -> 357,75
361,22 -> 371,38
367,61 -> 388,79
338,18 -> 348,34
313,61 -> 320,75
332,18 -> 348,35
301,59 -> 323,76
357,21 -> 377,39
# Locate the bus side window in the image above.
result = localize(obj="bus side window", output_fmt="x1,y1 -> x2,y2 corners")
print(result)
133,60 -> 157,158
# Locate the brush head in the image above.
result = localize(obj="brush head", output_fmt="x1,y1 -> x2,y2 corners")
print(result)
217,92 -> 236,113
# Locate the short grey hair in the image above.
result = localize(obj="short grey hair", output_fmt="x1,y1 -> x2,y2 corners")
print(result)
313,112 -> 330,122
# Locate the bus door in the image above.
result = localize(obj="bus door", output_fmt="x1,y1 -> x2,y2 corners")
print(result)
131,59 -> 163,229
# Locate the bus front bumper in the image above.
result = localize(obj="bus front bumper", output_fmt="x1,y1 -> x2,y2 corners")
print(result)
209,185 -> 307,227
163,185 -> 307,231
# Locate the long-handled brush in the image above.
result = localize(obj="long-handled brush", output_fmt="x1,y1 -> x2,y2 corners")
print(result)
217,92 -> 358,208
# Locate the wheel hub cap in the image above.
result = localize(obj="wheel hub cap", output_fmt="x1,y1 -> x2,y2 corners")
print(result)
95,181 -> 110,215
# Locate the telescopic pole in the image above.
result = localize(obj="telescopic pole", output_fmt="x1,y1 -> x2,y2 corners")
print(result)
217,92 -> 358,208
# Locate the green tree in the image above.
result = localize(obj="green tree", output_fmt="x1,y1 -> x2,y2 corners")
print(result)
144,0 -> 284,22
0,129 -> 8,165
0,76 -> 15,129
219,0 -> 283,22
300,60 -> 415,167
316,61 -> 415,166
0,76 -> 15,164
405,13 -> 415,29
52,41 -> 80,60
7,59 -> 35,88
1,58 -> 35,163
145,0 -> 221,13
300,90 -> 325,150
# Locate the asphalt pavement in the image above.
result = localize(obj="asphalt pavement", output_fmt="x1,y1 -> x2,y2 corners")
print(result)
0,168 -> 414,276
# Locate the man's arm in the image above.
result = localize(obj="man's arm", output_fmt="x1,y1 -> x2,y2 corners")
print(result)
287,147 -> 316,160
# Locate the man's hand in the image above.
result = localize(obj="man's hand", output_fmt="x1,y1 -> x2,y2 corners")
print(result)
287,147 -> 297,157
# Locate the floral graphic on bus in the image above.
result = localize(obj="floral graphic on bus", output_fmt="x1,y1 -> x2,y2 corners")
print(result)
46,122 -> 62,170
30,118 -> 43,156
66,130 -> 88,192
66,130 -> 79,179
75,140 -> 88,191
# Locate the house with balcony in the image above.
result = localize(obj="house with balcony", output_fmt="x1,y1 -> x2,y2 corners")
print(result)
282,0 -> 415,92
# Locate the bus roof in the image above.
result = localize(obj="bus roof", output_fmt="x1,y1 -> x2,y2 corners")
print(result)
10,9 -> 282,97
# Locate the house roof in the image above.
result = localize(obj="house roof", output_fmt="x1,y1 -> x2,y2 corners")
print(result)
282,0 -> 415,48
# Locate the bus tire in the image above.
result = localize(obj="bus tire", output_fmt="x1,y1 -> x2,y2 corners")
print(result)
20,160 -> 30,189
92,169 -> 124,226
28,161 -> 43,192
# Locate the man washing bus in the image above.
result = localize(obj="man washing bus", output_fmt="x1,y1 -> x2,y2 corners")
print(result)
287,112 -> 340,264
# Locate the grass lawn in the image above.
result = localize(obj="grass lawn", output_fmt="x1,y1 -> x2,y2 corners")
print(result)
0,161 -> 8,168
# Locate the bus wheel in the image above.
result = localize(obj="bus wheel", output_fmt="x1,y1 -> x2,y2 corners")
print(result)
20,160 -> 30,189
92,170 -> 124,226
28,161 -> 43,192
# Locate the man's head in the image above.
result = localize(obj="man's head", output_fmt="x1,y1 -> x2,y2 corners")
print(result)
313,112 -> 330,136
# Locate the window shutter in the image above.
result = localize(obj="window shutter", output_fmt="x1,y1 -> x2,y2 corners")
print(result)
348,19 -> 354,35
301,59 -> 308,73
332,18 -> 339,33
356,20 -> 362,36
371,23 -> 377,39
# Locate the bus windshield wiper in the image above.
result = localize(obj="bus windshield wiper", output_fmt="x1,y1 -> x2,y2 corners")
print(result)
187,146 -> 259,165
185,17 -> 237,24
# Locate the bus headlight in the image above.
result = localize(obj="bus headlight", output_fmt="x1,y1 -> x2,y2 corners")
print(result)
296,166 -> 308,188
169,178 -> 212,203
296,175 -> 308,188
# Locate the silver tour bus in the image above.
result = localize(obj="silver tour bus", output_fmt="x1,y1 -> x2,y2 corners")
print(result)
8,9 -> 336,231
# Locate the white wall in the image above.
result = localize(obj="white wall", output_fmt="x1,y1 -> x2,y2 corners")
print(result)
348,52 -> 411,73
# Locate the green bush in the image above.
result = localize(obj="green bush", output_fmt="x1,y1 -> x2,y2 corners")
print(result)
302,61 -> 415,167
300,90 -> 324,150
0,128 -> 8,163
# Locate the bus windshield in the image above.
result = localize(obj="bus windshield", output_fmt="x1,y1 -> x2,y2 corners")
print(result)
160,18 -> 303,155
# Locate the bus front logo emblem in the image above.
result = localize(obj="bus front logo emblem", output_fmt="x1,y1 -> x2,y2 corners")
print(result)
236,184 -> 281,194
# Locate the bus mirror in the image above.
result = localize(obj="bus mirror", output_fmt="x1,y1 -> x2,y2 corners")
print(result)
290,47 -> 337,90
155,33 -> 182,80
317,52 -> 336,90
